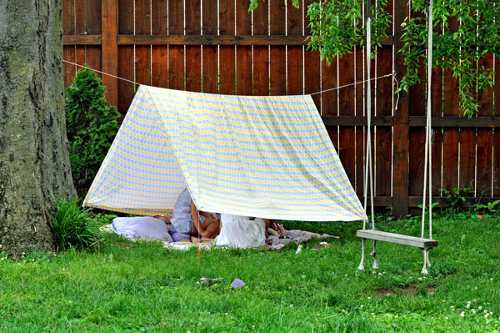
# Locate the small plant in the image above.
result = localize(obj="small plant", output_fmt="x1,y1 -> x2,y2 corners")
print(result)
417,202 -> 440,211
65,67 -> 120,198
440,187 -> 474,215
475,200 -> 500,215
93,212 -> 118,226
376,207 -> 395,222
51,199 -> 103,251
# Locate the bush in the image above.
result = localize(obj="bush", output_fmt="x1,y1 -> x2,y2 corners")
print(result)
51,199 -> 103,251
65,67 -> 120,198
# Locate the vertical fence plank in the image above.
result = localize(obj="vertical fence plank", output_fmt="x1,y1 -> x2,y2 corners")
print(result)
459,131 -> 476,190
441,17 -> 459,196
304,0 -> 320,108
202,0 -> 218,93
85,46 -> 102,78
152,0 -> 168,34
269,48 -> 286,95
63,0 -> 76,88
135,0 -> 152,86
86,0 -> 102,34
118,0 -> 135,114
119,0 -> 134,34
324,63 -> 339,153
458,27 -> 476,193
287,3 -> 303,95
101,0 -> 118,106
270,0 -> 286,96
135,0 -> 149,87
75,0 -> 85,35
152,46 -> 168,88
152,0 -> 168,88
76,46 -> 86,67
287,1 -> 302,35
476,54 -> 494,195
219,0 -> 235,95
338,52 -> 356,188
322,57 -> 338,149
64,47 -> 77,89
169,48 -> 184,90
63,0 -> 75,34
442,68 -> 459,193
186,0 -> 201,92
495,56 -> 500,197
392,0 -> 410,216
304,51 -> 321,108
375,47 -> 392,197
253,1 -> 269,96
135,0 -> 150,35
459,92 -> 476,191
382,0 -> 394,199
408,59 -> 426,200
236,1 -> 252,95
118,47 -> 135,114
355,48 -> 365,195
322,61 -> 337,115
458,25 -> 476,193
317,0 -> 338,152
169,0 -> 185,90
431,66 -> 443,195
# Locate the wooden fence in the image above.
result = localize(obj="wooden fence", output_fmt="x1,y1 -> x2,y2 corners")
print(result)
63,0 -> 500,217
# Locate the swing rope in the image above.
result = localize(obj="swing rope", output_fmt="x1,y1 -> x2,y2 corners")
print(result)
422,0 -> 434,242
362,0 -> 375,231
359,0 -> 435,274
419,0 -> 434,274
358,0 -> 377,271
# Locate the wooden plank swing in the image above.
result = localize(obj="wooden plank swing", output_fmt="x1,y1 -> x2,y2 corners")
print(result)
356,0 -> 438,274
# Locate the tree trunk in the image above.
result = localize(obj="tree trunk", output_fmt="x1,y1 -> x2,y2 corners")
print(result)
0,0 -> 76,258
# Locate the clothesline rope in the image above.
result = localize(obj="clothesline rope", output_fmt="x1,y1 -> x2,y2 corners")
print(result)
62,59 -> 396,96
63,60 -> 137,85
309,73 -> 396,95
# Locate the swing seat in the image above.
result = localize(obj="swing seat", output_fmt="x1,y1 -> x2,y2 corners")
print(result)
356,230 -> 438,249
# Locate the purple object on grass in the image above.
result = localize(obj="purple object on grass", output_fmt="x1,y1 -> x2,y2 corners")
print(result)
231,278 -> 245,289
281,231 -> 302,239
169,231 -> 191,242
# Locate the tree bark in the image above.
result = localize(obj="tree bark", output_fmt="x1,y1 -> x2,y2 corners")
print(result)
0,0 -> 76,258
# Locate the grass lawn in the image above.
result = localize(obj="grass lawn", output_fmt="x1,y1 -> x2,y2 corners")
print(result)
0,214 -> 499,332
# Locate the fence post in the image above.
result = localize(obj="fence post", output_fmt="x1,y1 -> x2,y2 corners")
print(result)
392,1 -> 410,218
101,0 -> 118,108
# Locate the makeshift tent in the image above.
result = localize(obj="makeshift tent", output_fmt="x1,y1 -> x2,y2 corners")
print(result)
84,85 -> 367,222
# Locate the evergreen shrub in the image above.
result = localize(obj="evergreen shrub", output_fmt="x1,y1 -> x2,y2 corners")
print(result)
65,67 -> 120,198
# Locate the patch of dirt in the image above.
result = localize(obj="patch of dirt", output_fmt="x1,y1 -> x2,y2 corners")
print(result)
374,285 -> 435,298
113,241 -> 131,248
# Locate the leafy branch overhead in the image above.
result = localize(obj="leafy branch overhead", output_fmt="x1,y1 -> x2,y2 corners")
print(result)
400,0 -> 500,116
307,0 -> 391,65
250,0 -> 500,116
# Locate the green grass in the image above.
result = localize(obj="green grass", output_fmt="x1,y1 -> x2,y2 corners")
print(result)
1,214 -> 499,332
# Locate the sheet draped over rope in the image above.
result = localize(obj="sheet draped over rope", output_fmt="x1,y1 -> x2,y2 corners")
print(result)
84,85 -> 367,222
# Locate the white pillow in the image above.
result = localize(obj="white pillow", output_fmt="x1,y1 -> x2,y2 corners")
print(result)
111,216 -> 173,242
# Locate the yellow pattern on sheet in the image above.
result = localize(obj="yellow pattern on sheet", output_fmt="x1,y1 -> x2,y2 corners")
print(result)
84,85 -> 366,222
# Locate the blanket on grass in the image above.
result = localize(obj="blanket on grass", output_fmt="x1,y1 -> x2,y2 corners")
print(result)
101,217 -> 337,250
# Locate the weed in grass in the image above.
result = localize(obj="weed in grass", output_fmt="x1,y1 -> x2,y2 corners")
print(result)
51,199 -> 103,251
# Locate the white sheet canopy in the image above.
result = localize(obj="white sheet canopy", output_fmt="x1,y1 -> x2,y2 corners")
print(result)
84,85 -> 367,222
